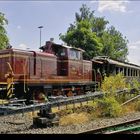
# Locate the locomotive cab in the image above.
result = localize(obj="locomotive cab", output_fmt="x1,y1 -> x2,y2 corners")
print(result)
40,41 -> 84,77
39,41 -> 93,97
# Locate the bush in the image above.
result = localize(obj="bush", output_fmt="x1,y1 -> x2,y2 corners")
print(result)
101,73 -> 128,97
97,97 -> 122,118
130,79 -> 140,94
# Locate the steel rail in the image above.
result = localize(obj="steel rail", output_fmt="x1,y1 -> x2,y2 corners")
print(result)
104,125 -> 140,134
77,118 -> 140,134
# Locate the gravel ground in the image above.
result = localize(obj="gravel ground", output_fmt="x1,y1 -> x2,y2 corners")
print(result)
0,111 -> 140,134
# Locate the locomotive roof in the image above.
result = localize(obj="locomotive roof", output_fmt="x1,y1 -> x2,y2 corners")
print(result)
92,56 -> 140,70
0,48 -> 56,57
62,44 -> 85,52
0,48 -> 33,54
40,41 -> 85,52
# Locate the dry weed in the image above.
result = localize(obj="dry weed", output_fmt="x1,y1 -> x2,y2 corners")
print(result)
60,112 -> 90,126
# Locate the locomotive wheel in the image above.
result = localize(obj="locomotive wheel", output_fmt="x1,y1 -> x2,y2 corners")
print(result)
67,91 -> 73,97
77,90 -> 84,95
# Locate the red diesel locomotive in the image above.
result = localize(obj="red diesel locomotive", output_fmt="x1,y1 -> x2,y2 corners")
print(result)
1,40 -> 140,101
0,41 -> 96,100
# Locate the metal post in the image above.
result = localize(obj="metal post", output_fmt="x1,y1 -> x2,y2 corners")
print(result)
38,26 -> 43,48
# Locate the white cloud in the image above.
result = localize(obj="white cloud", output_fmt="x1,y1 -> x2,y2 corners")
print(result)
128,56 -> 140,66
90,0 -> 98,4
97,0 -> 130,13
128,40 -> 140,65
129,45 -> 137,49
17,43 -> 29,50
128,40 -> 140,50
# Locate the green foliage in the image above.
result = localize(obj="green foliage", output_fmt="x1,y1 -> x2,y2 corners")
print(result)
60,19 -> 102,60
130,79 -> 140,93
101,73 -> 128,97
92,17 -> 109,37
97,97 -> 122,117
59,4 -> 128,61
0,12 -> 9,49
75,4 -> 94,22
101,26 -> 128,61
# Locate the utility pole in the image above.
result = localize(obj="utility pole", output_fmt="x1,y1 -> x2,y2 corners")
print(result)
38,26 -> 43,48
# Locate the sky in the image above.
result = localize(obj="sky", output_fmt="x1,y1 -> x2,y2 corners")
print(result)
0,0 -> 140,65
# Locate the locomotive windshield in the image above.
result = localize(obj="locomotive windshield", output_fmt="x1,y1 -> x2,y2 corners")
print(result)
56,48 -> 66,57
69,49 -> 81,60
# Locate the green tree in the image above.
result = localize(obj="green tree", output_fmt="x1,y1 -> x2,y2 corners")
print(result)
60,19 -> 103,59
101,26 -> 128,61
75,4 -> 94,22
0,12 -> 9,49
91,17 -> 109,37
60,4 -> 104,60
59,4 -> 128,61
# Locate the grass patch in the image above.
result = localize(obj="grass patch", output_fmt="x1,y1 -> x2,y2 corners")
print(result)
122,102 -> 136,114
134,100 -> 140,111
59,112 -> 90,126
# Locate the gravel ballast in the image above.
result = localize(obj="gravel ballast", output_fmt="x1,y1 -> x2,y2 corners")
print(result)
0,111 -> 140,134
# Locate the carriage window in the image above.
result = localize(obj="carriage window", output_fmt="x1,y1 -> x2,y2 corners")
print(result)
116,67 -> 118,74
135,70 -> 137,76
124,67 -> 126,76
128,68 -> 130,76
131,69 -> 133,76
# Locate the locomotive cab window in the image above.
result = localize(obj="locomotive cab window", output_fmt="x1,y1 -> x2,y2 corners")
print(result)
57,48 -> 66,57
69,49 -> 81,60
61,49 -> 66,57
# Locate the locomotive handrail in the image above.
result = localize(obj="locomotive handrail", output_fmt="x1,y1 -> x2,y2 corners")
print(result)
7,62 -> 14,75
23,58 -> 28,93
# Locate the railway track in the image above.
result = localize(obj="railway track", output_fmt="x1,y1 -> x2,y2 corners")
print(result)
77,118 -> 140,134
0,89 -> 140,132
